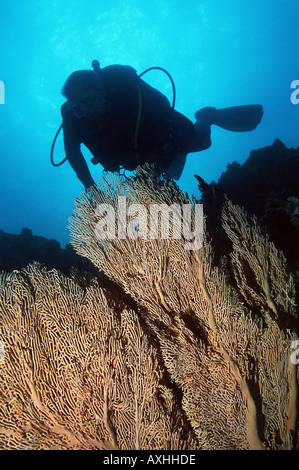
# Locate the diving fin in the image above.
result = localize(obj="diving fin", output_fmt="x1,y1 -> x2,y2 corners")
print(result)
195,105 -> 263,132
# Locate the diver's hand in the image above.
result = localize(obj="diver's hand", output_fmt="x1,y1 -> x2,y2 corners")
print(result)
85,181 -> 97,191
85,182 -> 105,200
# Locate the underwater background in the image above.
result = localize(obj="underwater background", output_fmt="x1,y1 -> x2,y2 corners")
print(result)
0,0 -> 298,248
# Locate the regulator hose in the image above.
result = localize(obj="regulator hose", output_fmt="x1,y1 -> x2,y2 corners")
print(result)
138,66 -> 176,109
50,123 -> 66,166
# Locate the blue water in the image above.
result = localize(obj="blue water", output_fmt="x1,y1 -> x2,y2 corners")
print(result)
0,0 -> 298,248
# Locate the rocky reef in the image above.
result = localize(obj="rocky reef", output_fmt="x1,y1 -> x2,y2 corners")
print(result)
0,227 -> 93,276
217,138 -> 299,271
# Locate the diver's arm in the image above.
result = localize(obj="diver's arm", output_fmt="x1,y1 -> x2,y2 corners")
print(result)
67,147 -> 95,189
61,103 -> 95,189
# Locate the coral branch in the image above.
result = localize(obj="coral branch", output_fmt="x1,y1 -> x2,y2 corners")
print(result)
0,168 -> 297,450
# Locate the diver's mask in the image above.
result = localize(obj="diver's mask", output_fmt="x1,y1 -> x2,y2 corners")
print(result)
71,91 -> 105,119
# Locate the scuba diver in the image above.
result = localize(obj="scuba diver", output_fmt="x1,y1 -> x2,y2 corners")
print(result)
56,61 -> 263,189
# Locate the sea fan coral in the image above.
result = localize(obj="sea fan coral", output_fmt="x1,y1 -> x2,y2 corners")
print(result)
0,263 -> 195,449
0,168 -> 297,450
69,169 -> 298,450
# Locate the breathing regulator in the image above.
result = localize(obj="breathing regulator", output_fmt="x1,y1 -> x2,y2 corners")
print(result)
50,60 -> 176,167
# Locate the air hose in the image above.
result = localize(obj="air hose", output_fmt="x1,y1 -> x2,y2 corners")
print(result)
50,63 -> 176,167
50,123 -> 65,166
138,66 -> 176,109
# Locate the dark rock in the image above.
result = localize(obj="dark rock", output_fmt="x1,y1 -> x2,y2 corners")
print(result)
0,228 -> 92,275
216,139 -> 299,270
218,139 -> 299,217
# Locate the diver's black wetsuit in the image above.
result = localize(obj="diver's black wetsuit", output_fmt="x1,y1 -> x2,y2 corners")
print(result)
61,65 -> 196,188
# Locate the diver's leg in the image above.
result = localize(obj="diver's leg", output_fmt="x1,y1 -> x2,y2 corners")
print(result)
166,108 -> 216,179
194,107 -> 217,123
188,107 -> 216,152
